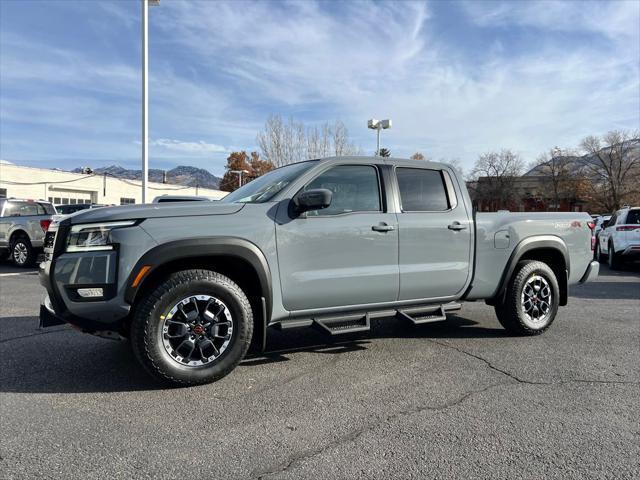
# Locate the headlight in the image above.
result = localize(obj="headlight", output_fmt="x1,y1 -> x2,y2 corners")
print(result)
66,221 -> 136,252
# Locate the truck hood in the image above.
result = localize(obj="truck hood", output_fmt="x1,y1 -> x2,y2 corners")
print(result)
64,202 -> 244,224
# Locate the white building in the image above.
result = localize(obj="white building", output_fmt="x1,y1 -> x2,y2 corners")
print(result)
0,163 -> 226,205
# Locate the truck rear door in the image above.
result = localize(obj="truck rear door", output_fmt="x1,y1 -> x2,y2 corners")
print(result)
394,167 -> 472,300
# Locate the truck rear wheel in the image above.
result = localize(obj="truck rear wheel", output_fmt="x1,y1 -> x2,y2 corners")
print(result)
130,269 -> 253,386
10,235 -> 36,267
494,260 -> 559,336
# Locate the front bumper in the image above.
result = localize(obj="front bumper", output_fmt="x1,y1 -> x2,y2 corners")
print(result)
39,295 -> 126,340
39,250 -> 131,333
39,224 -> 131,333
38,219 -> 158,336
579,260 -> 600,283
39,294 -> 66,328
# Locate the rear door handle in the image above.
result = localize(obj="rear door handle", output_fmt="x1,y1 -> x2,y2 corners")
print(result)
448,222 -> 467,231
372,223 -> 395,232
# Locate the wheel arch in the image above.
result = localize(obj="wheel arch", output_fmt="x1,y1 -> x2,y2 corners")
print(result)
124,237 -> 272,350
9,229 -> 29,243
491,235 -> 569,307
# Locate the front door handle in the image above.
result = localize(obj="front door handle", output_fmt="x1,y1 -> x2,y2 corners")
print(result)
372,223 -> 395,232
448,222 -> 467,231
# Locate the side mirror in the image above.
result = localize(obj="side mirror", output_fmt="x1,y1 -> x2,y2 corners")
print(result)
293,188 -> 332,214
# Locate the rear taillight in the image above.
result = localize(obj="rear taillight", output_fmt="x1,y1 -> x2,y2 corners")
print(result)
591,236 -> 596,251
587,221 -> 596,231
40,219 -> 52,232
616,226 -> 639,231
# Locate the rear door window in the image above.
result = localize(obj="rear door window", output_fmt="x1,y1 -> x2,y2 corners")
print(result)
396,168 -> 450,211
625,210 -> 640,225
39,203 -> 55,215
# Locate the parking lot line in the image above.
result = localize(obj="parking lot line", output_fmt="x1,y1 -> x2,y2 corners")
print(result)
0,271 -> 38,277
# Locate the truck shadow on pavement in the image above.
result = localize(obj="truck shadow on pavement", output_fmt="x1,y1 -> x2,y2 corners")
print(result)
242,315 -> 505,367
0,315 -> 502,394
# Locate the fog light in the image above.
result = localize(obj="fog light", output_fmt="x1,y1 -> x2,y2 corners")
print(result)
77,288 -> 104,298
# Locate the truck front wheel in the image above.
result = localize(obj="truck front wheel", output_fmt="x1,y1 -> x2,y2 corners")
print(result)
494,260 -> 559,336
130,269 -> 253,386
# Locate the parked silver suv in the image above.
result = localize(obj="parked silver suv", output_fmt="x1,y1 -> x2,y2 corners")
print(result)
0,198 -> 56,266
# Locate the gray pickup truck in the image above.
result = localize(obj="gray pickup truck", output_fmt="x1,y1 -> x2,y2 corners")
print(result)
0,198 -> 56,267
39,156 -> 599,386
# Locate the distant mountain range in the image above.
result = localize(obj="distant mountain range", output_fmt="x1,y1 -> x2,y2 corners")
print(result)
72,165 -> 222,190
525,139 -> 639,176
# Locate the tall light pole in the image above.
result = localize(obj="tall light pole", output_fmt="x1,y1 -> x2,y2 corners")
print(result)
142,0 -> 159,203
230,169 -> 249,188
367,118 -> 392,156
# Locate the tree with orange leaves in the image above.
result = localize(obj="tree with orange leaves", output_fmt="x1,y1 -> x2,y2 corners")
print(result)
219,151 -> 275,192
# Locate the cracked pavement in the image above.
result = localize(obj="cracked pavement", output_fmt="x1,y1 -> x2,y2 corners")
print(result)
1,262 -> 638,479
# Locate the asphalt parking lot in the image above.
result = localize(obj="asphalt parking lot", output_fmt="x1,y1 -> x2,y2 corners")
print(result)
1,261 -> 638,479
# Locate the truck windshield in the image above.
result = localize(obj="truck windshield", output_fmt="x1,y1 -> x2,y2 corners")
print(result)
221,160 -> 318,204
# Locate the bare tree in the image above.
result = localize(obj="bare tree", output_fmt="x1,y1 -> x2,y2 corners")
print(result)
411,152 -> 465,177
257,115 -> 360,166
257,115 -> 285,167
445,158 -> 465,179
332,120 -> 347,156
530,147 -> 577,211
580,131 -> 640,211
470,149 -> 524,210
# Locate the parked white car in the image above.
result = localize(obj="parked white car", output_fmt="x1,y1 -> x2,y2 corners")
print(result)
593,215 -> 611,237
596,207 -> 640,269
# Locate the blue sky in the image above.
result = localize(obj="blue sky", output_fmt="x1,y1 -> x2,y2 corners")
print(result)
1,0 -> 638,177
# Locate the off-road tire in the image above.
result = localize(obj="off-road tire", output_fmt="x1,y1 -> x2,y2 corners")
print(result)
608,243 -> 622,270
495,260 -> 559,336
10,235 -> 37,267
130,269 -> 253,386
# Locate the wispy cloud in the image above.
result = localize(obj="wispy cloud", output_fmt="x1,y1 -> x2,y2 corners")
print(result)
157,1 -> 431,106
149,139 -> 228,154
0,0 -> 638,175
461,0 -> 639,42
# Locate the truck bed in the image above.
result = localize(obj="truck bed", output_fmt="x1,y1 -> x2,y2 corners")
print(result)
465,211 -> 593,300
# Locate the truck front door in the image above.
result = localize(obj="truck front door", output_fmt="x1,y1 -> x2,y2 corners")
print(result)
276,164 -> 399,312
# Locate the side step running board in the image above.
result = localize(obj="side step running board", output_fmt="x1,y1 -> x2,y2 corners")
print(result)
397,302 -> 461,326
270,302 -> 462,333
312,313 -> 371,336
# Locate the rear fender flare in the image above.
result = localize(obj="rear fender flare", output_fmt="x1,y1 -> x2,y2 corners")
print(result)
492,235 -> 569,306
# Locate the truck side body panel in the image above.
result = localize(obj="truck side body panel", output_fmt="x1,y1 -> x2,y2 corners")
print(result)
465,212 -> 593,300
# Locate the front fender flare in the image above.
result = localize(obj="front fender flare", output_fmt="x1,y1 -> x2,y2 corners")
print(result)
124,237 -> 272,321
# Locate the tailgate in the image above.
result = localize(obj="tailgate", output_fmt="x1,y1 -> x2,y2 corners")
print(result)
625,226 -> 640,244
